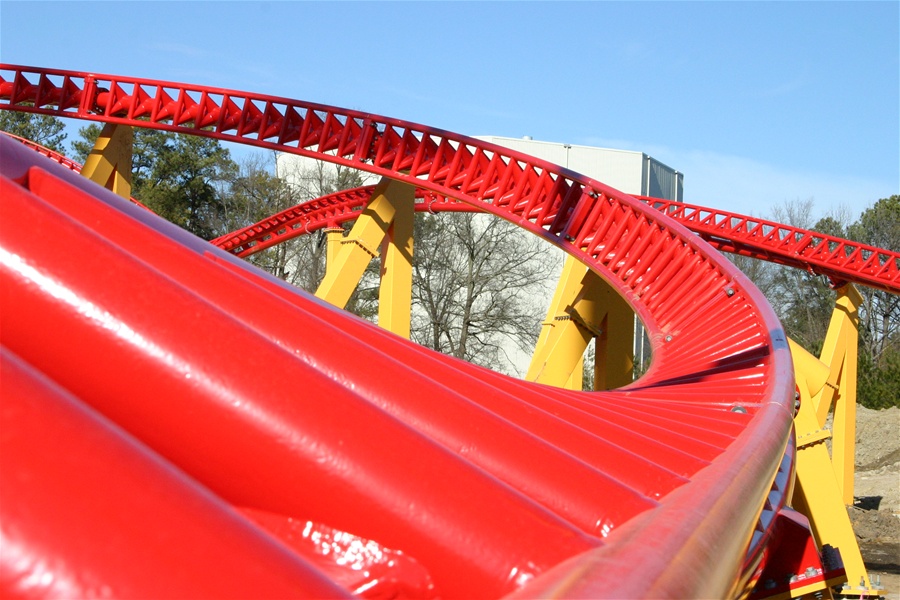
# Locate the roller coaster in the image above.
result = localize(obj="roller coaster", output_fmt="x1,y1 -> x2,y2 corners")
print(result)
1,65 -> 897,599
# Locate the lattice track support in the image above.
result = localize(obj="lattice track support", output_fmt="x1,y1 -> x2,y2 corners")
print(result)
527,256 -> 634,390
79,123 -> 132,199
788,283 -> 880,598
315,177 -> 416,338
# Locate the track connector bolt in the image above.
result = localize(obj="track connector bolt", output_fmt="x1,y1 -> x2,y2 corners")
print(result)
730,405 -> 747,414
725,287 -> 735,297
664,334 -> 673,342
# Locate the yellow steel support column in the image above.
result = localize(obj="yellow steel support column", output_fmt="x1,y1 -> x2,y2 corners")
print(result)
529,256 -> 585,378
324,225 -> 345,278
816,284 -> 862,505
315,178 -> 416,333
377,183 -> 415,339
593,283 -> 635,391
528,256 -> 591,388
80,123 -> 133,198
566,356 -> 584,390
528,257 -> 627,389
790,338 -> 875,597
528,254 -> 635,390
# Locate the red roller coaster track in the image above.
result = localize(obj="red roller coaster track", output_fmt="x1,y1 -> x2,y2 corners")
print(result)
210,185 -> 900,296
1,64 -> 867,598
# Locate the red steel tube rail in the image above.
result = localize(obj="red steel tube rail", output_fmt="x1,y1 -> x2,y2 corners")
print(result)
0,65 -> 795,598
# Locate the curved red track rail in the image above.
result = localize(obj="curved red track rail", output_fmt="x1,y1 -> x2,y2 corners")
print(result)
638,197 -> 900,293
0,65 -> 795,598
212,185 -> 900,295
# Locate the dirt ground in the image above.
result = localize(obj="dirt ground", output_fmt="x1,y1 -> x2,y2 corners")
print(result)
846,405 -> 900,598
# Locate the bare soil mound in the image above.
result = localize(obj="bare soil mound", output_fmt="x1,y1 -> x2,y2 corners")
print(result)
849,405 -> 900,599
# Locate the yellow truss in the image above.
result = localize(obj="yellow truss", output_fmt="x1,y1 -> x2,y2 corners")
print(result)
789,284 -> 877,598
526,255 -> 634,391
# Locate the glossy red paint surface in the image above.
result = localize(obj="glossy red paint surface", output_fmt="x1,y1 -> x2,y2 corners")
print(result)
0,66 -> 813,598
0,349 -> 348,599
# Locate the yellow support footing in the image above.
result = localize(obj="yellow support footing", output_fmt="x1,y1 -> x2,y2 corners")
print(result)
80,123 -> 133,199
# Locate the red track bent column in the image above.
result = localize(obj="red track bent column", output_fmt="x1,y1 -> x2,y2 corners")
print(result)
0,66 -> 795,598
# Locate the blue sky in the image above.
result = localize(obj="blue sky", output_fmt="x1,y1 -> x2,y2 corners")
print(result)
2,1 -> 897,221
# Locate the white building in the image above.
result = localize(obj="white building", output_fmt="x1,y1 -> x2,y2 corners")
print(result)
474,136 -> 683,201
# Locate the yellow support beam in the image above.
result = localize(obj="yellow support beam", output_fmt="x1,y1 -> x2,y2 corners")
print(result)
80,123 -> 133,198
528,256 -> 590,387
527,256 -> 596,387
566,355 -> 584,391
790,338 -> 876,596
315,177 -> 402,308
377,184 -> 415,339
593,282 -> 634,391
529,255 -> 586,381
527,255 -> 634,390
315,177 -> 416,339
815,284 -> 862,504
324,225 -> 345,277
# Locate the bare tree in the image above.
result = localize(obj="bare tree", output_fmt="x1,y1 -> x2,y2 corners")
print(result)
410,212 -> 560,375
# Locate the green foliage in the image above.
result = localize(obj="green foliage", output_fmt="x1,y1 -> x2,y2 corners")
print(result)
849,195 -> 900,253
74,124 -> 238,240
0,110 -> 67,152
858,346 -> 900,409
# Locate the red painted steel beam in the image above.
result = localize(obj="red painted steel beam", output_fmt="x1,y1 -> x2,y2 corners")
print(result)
1,130 -> 153,212
0,144 -> 599,597
0,66 -> 797,598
